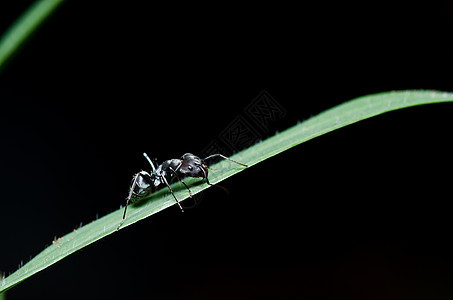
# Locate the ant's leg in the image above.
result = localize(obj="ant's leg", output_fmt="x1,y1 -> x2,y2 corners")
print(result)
116,198 -> 130,231
117,173 -> 140,231
169,167 -> 193,198
161,175 -> 184,212
198,166 -> 229,194
203,154 -> 248,167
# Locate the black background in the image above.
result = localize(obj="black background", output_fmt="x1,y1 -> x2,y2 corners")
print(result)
1,1 -> 452,299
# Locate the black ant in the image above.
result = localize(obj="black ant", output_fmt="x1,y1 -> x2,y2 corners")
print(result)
117,153 -> 247,230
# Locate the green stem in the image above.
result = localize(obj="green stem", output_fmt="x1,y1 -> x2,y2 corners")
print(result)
0,0 -> 64,71
0,90 -> 452,293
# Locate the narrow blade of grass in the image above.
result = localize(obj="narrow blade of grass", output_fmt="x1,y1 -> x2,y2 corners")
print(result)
0,0 -> 64,71
1,90 -> 452,293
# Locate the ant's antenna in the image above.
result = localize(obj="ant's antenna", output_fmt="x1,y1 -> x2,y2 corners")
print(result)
143,152 -> 157,172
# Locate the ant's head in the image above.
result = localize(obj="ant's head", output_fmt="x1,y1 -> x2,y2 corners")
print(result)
131,171 -> 153,200
179,153 -> 207,178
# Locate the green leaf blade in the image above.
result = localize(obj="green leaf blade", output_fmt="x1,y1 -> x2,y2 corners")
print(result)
0,0 -> 64,71
1,90 -> 452,293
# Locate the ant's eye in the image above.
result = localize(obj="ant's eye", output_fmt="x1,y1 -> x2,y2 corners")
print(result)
188,165 -> 193,171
